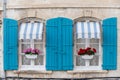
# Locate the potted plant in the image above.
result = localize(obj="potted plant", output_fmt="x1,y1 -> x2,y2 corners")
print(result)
77,47 -> 97,60
23,48 -> 41,59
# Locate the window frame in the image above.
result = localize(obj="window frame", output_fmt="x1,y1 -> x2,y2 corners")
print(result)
18,17 -> 46,71
73,18 -> 102,70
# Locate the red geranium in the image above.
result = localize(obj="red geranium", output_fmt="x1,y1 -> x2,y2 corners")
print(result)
86,47 -> 91,50
93,48 -> 96,53
77,47 -> 97,55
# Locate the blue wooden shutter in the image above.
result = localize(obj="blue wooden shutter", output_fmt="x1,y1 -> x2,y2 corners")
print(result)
4,18 -> 18,70
46,17 -> 73,70
46,18 -> 58,70
102,17 -> 117,70
61,18 -> 73,70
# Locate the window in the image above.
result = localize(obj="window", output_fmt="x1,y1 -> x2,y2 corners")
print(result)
19,39 -> 45,70
74,38 -> 102,70
74,18 -> 102,70
18,18 -> 45,70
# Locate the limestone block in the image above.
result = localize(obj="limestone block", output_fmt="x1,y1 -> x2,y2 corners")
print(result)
7,0 -> 120,8
27,10 -> 37,17
83,10 -> 93,17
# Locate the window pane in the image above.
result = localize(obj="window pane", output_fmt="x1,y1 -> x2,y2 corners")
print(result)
35,44 -> 44,54
76,39 -> 85,43
21,44 -> 31,52
90,44 -> 99,54
22,39 -> 30,42
90,39 -> 99,43
89,39 -> 100,66
76,56 -> 85,66
76,44 -> 85,52
22,55 -> 30,65
34,39 -> 43,42
35,55 -> 44,65
90,56 -> 99,66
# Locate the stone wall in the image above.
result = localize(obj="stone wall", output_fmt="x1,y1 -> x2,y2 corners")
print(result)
0,0 -> 120,78
0,0 -> 2,10
7,0 -> 120,8
0,12 -> 2,77
3,8 -> 120,78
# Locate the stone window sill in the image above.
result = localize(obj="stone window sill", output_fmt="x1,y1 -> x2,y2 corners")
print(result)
14,70 -> 52,74
67,70 -> 108,74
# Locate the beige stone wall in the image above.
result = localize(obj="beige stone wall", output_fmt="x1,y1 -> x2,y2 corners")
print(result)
0,0 -> 2,75
0,26 -> 1,68
0,15 -> 2,78
0,11 -> 2,78
0,27 -> 4,78
7,0 -> 120,8
8,0 -> 120,7
6,8 -> 119,20
0,0 -> 3,77
0,0 -> 120,78
0,0 -> 2,10
3,8 -> 120,78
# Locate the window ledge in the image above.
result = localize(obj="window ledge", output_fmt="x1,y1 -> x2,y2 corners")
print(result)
67,70 -> 108,74
14,70 -> 52,74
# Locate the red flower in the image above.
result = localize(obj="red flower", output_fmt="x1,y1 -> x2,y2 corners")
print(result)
82,49 -> 86,53
77,47 -> 97,55
93,48 -> 97,53
78,48 -> 86,55
86,47 -> 91,51
80,49 -> 83,51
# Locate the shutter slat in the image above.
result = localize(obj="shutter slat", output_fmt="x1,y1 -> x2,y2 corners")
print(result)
4,18 -> 18,70
102,17 -> 117,70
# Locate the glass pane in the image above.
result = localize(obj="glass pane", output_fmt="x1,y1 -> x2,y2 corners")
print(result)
89,39 -> 100,66
76,39 -> 85,43
21,44 -> 31,52
90,39 -> 99,55
90,39 -> 99,43
22,39 -> 30,42
35,55 -> 44,65
90,44 -> 99,54
90,56 -> 99,66
34,39 -> 43,42
35,44 -> 43,54
76,56 -> 85,66
76,44 -> 85,52
22,55 -> 30,65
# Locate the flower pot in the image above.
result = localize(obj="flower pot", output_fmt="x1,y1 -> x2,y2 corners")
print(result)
25,55 -> 37,59
81,55 -> 94,60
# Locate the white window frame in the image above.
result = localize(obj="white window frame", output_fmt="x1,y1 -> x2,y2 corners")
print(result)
74,20 -> 102,70
19,39 -> 46,71
18,19 -> 46,71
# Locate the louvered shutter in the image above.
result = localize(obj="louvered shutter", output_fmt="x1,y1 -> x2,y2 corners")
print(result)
61,18 -> 73,70
46,18 -> 58,70
102,17 -> 117,70
4,18 -> 18,70
46,17 -> 73,70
